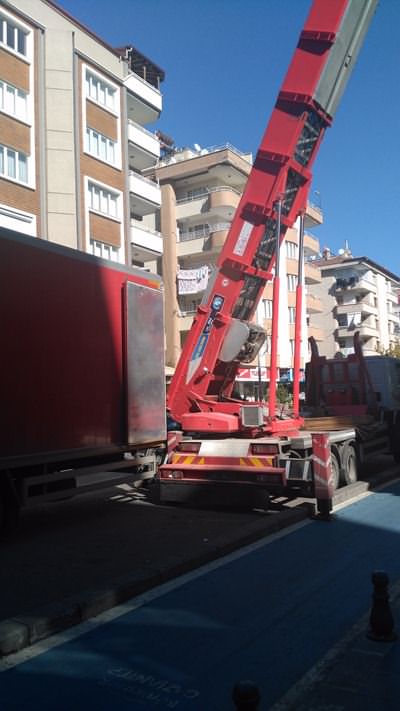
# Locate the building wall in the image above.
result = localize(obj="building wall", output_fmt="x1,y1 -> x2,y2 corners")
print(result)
155,146 -> 323,378
1,0 -> 163,267
307,275 -> 338,357
0,6 -> 39,235
309,256 -> 400,357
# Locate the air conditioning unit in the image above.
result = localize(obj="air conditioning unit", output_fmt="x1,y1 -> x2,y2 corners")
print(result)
240,406 -> 264,428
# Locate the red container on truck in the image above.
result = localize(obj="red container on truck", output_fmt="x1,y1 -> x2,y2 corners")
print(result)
0,227 -> 166,529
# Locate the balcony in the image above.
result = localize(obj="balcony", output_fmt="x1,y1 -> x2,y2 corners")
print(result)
128,120 -> 160,170
208,187 -> 240,217
129,171 -> 161,216
336,323 -> 377,340
176,186 -> 240,222
386,289 -> 398,303
177,222 -> 231,257
304,202 -> 323,228
125,74 -> 162,124
307,325 -> 324,341
304,231 -> 320,257
306,293 -> 323,313
130,221 -> 163,261
334,300 -> 378,318
305,262 -> 322,284
334,276 -> 376,294
358,323 -> 379,340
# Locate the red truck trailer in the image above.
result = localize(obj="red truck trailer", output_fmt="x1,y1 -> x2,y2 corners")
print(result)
0,227 -> 166,530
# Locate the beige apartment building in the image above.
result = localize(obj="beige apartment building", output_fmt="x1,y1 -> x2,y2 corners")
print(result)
152,144 -> 324,391
309,248 -> 400,357
0,0 -> 164,266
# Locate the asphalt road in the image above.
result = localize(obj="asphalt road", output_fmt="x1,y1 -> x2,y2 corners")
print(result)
1,454 -> 398,655
0,482 -> 306,623
2,479 -> 400,710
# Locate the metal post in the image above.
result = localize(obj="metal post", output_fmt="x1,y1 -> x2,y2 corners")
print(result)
268,200 -> 282,421
293,212 -> 305,417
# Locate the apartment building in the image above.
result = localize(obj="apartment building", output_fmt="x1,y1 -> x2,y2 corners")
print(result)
0,0 -> 164,266
309,248 -> 400,357
153,144 -> 324,392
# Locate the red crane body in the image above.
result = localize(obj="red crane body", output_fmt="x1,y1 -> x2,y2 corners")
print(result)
167,0 -> 376,438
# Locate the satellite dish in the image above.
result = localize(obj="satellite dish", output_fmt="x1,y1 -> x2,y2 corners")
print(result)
338,248 -> 345,255
194,143 -> 201,152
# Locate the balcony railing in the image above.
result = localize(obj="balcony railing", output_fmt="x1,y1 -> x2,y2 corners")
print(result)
179,222 -> 230,242
129,171 -> 161,204
334,301 -> 378,317
124,72 -> 162,113
334,276 -> 376,292
176,185 -> 241,205
159,143 -> 252,168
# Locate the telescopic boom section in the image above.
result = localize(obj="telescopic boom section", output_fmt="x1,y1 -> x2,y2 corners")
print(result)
167,0 -> 377,431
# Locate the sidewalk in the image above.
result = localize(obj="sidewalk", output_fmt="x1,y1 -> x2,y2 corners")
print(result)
272,578 -> 400,710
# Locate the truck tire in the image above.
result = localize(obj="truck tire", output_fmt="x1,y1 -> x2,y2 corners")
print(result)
331,452 -> 340,491
341,443 -> 358,486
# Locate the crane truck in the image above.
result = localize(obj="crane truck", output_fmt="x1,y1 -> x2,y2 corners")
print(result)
158,0 -> 400,514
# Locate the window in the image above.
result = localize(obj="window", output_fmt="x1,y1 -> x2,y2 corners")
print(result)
0,13 -> 28,57
262,335 -> 272,355
348,312 -> 361,327
89,239 -> 121,263
286,241 -> 298,260
290,339 -> 295,357
86,128 -> 116,165
88,181 -> 119,218
288,306 -> 296,324
262,299 -> 273,319
0,80 -> 28,121
287,274 -> 298,292
187,187 -> 208,199
85,70 -> 116,111
0,144 -> 28,183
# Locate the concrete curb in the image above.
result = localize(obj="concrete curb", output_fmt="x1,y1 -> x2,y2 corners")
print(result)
0,504 -> 312,657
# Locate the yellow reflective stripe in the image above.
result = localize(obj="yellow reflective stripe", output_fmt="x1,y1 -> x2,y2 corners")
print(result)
250,457 -> 263,468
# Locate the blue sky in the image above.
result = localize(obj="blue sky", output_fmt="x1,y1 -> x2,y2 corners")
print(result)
57,0 -> 400,273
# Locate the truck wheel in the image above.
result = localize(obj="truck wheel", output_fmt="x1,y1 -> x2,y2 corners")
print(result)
330,450 -> 340,491
342,443 -> 358,485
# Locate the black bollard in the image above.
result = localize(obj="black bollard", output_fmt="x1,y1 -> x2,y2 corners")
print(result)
367,571 -> 397,642
232,680 -> 261,710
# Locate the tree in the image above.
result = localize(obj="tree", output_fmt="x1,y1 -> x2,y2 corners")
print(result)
377,344 -> 400,359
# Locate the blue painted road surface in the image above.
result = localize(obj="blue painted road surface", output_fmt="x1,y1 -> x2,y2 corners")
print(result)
1,482 -> 400,710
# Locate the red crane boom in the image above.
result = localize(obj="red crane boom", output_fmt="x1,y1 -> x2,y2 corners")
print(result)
167,0 -> 377,436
